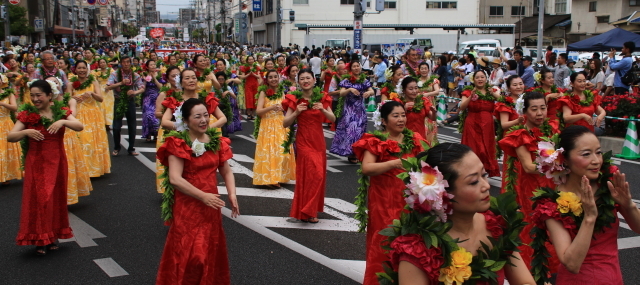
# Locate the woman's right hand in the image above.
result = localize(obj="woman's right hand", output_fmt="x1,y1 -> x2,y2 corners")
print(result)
388,159 -> 403,170
583,113 -> 594,125
201,193 -> 226,209
350,88 -> 360,96
580,175 -> 598,220
405,102 -> 414,110
272,104 -> 283,112
295,102 -> 308,114
25,129 -> 44,141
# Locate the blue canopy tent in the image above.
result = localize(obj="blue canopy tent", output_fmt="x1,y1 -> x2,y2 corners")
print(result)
567,28 -> 640,51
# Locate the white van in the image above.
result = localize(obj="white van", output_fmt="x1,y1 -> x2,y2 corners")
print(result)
458,39 -> 502,55
396,38 -> 434,49
325,39 -> 351,49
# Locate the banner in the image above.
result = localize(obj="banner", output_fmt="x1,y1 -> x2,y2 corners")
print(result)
150,28 -> 165,39
149,23 -> 176,28
152,49 -> 207,58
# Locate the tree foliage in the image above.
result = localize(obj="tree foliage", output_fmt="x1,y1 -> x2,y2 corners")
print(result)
122,24 -> 138,38
0,5 -> 34,38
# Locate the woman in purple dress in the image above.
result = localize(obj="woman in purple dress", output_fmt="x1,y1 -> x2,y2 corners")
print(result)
215,70 -> 243,134
142,59 -> 165,142
330,60 -> 374,163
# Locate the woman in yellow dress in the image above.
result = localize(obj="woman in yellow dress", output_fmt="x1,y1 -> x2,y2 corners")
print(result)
154,66 -> 182,193
47,76 -> 93,204
93,58 -> 114,127
0,79 -> 22,184
71,60 -> 111,177
252,70 -> 295,188
4,57 -> 30,104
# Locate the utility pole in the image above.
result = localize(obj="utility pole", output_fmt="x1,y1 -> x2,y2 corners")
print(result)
220,0 -> 224,43
72,0 -> 76,44
275,0 -> 280,49
3,0 -> 9,47
536,0 -> 545,63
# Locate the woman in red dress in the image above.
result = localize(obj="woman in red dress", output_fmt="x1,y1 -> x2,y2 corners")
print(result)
393,76 -> 436,139
156,98 -> 239,285
352,100 -> 426,285
282,69 -> 335,223
459,71 -> 501,177
239,55 -> 262,120
498,92 -> 560,272
530,126 -> 640,284
529,67 -> 565,130
9,80 -> 83,255
495,75 -> 524,190
559,72 -> 605,132
320,57 -> 337,93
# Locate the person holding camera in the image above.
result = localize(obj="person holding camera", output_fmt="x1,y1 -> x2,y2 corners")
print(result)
608,41 -> 636,95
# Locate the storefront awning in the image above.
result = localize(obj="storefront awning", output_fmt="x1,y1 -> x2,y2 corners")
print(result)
53,25 -> 85,35
102,27 -> 113,37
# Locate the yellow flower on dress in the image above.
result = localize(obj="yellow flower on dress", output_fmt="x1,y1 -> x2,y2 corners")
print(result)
389,92 -> 399,100
439,247 -> 473,285
534,71 -> 542,82
556,191 -> 583,216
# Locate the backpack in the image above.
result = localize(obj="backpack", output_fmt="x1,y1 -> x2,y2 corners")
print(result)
620,58 -> 640,86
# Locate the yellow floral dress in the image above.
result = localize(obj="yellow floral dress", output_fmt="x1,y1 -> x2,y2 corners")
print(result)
73,82 -> 111,177
197,80 -> 222,131
93,69 -> 114,126
0,97 -> 22,182
156,127 -> 165,193
252,96 -> 296,185
63,115 -> 93,204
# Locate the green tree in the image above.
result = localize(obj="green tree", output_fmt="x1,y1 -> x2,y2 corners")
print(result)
122,24 -> 138,38
0,4 -> 34,38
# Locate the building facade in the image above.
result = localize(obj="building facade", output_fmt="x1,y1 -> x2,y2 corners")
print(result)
569,0 -> 637,42
479,0 -> 570,25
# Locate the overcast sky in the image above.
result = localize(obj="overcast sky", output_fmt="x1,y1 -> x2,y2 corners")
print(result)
155,0 -> 191,16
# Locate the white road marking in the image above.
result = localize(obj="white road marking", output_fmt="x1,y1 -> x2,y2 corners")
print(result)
93,258 -> 129,277
133,147 -> 158,153
232,154 -> 255,163
119,125 -> 142,130
59,213 -> 106,247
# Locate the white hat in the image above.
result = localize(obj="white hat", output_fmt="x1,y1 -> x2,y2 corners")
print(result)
447,50 -> 455,55
6,51 -> 14,55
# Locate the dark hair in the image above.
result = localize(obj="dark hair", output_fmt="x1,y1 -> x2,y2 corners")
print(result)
180,68 -> 196,84
263,58 -> 274,67
30,79 -> 53,96
588,58 -> 602,80
540,67 -> 553,82
401,76 -> 417,91
349,60 -> 361,71
216,58 -> 227,66
559,125 -> 593,159
570,71 -> 587,83
418,61 -> 430,71
523,92 -> 545,111
167,54 -> 177,63
58,58 -> 71,68
513,50 -> 523,57
74,60 -> 88,69
558,53 -> 568,61
145,59 -> 155,70
181,98 -> 206,121
286,55 -> 297,66
389,64 -> 402,78
165,66 -> 180,80
624,41 -> 636,52
215,71 -> 227,80
379,101 -> 404,127
193,54 -> 206,66
264,69 -> 279,80
547,45 -> 553,51
506,60 -> 517,70
420,143 -> 473,191
297,68 -> 314,80
120,55 -> 131,63
506,75 -> 521,87
98,58 -> 108,65
438,55 -> 447,67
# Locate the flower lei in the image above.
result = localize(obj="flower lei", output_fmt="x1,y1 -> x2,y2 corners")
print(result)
242,62 -> 261,74
254,84 -> 286,138
535,133 -> 569,185
402,59 -> 420,78
70,74 -> 95,91
416,74 -> 439,90
213,84 -> 233,128
39,66 -> 59,78
95,67 -> 112,80
17,100 -> 71,169
282,87 -> 325,154
115,69 -> 134,119
341,72 -> 367,84
354,128 -> 417,232
399,95 -> 427,113
530,152 -> 617,284
379,81 -> 398,100
377,155 -> 525,285
160,128 -> 222,222
196,68 -> 212,82
570,89 -> 595,107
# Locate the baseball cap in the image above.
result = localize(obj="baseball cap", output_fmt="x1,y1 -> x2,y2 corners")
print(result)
447,50 -> 455,55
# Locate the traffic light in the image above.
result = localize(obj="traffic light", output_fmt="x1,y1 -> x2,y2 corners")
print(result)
1,6 -> 6,19
289,10 -> 295,21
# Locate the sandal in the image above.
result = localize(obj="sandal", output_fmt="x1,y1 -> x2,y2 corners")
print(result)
35,246 -> 46,256
302,217 -> 319,224
128,151 -> 139,156
112,150 -> 119,156
46,243 -> 59,251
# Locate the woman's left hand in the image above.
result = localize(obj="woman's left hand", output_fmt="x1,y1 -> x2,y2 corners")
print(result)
47,120 -> 65,134
229,194 -> 240,218
608,170 -> 633,207
312,102 -> 325,111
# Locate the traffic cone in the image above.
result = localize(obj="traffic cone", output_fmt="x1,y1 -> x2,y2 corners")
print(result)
437,95 -> 447,121
366,96 -> 377,112
615,121 -> 640,159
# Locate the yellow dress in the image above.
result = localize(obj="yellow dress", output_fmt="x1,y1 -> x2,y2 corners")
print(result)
64,126 -> 93,204
73,82 -> 112,177
0,97 -> 22,182
94,69 -> 114,126
10,74 -> 31,105
196,80 -> 222,131
156,127 -> 165,193
252,96 -> 296,185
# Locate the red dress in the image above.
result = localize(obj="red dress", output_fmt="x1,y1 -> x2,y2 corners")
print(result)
393,97 -> 432,139
557,93 -> 601,132
16,110 -> 74,246
352,132 -> 426,285
498,128 -> 560,273
242,66 -> 259,109
322,70 -> 335,93
494,100 -> 519,190
282,94 -> 332,220
461,90 -> 500,177
155,136 -> 233,285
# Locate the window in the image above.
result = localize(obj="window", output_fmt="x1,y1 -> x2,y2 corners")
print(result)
426,1 -> 457,9
489,6 -> 503,16
511,6 -> 525,16
340,0 -> 355,4
631,0 -> 639,6
555,0 -> 567,14
597,15 -> 610,23
589,1 -> 597,11
385,1 -> 396,8
266,0 -> 273,15
293,0 -> 308,4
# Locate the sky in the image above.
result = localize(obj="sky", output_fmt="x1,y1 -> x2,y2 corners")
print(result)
155,0 -> 191,17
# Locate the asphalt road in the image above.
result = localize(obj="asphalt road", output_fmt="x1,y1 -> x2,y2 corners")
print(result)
1,108 -> 640,284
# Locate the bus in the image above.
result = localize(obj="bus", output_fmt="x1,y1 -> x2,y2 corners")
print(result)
325,39 -> 351,49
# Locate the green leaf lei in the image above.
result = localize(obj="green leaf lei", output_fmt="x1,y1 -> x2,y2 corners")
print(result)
160,128 -> 222,222
529,151 -> 617,284
196,68 -> 213,82
18,100 -> 69,170
570,89 -> 596,107
416,74 -> 440,91
96,67 -> 112,80
502,120 -> 553,194
213,84 -> 233,128
115,69 -> 134,119
400,95 -> 426,113
254,84 -> 285,138
402,60 -> 419,78
281,86 -> 325,154
70,74 -> 95,91
354,128 -> 416,233
0,86 -> 14,101
340,72 -> 368,84
377,157 -> 525,284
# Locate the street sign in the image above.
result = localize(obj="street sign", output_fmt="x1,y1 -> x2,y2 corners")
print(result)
97,0 -> 108,5
8,0 -> 19,5
34,19 -> 44,32
354,20 -> 362,30
87,0 -> 96,5
353,29 -> 362,49
252,0 -> 262,12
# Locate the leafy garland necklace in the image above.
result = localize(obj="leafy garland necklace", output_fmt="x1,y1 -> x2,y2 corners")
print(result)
115,68 -> 133,119
529,151 -> 617,284
254,84 -> 286,138
17,100 -> 70,169
281,86 -> 324,154
416,74 -> 439,90
70,74 -> 95,90
39,66 -> 59,78
213,83 -> 233,127
96,67 -> 112,80
160,128 -> 222,222
571,89 -> 595,106
354,128 -> 416,232
196,68 -> 212,82
400,95 -> 426,113
402,59 -> 420,78
0,86 -> 14,101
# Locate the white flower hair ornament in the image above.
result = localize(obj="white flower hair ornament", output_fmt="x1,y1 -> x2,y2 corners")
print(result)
468,72 -> 475,83
45,79 -> 61,99
533,71 -> 542,82
515,94 -> 526,115
535,138 -> 570,184
404,160 -> 454,222
26,79 -> 38,88
174,75 -> 182,90
417,80 -> 424,88
371,101 -> 391,131
172,104 -> 188,132
384,67 -> 394,81
395,75 -> 409,95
